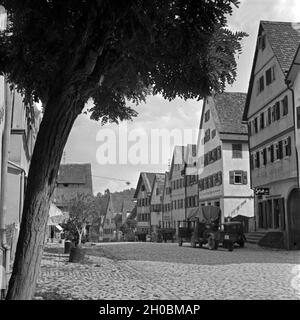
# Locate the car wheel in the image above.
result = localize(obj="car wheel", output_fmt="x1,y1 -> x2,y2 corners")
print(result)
208,236 -> 215,250
228,242 -> 234,252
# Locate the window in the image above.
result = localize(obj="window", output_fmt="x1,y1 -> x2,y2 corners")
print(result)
265,65 -> 275,85
204,129 -> 210,143
254,118 -> 258,133
277,140 -> 283,159
260,112 -> 265,130
297,106 -> 300,129
141,185 -> 145,191
255,151 -> 260,168
248,122 -> 252,136
205,110 -> 210,122
211,129 -> 216,139
262,148 -> 267,166
275,102 -> 280,120
267,107 -> 272,125
282,96 -> 288,116
232,143 -> 242,158
156,188 -> 159,195
250,154 -> 254,170
229,171 -> 247,185
216,146 -> 222,159
257,76 -> 264,94
285,137 -> 292,156
269,145 -> 274,162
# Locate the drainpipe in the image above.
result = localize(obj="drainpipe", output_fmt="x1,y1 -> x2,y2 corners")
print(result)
0,81 -> 14,294
285,81 -> 297,250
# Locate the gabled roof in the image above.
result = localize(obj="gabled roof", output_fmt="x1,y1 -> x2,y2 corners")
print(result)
169,145 -> 187,179
287,42 -> 300,84
121,199 -> 136,213
261,21 -> 300,74
133,172 -> 157,198
57,163 -> 92,184
213,92 -> 247,135
150,173 -> 166,200
243,20 -> 300,121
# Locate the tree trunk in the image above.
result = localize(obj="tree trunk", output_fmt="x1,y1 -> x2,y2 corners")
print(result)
6,90 -> 84,300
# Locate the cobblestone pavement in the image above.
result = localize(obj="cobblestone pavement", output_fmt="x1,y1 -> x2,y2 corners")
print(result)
35,242 -> 300,300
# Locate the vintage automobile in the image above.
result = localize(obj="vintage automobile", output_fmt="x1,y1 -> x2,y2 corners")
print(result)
177,206 -> 246,251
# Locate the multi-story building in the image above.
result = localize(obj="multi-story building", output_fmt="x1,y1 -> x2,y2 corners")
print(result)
198,92 -> 254,225
243,21 -> 300,249
169,146 -> 187,227
133,172 -> 156,240
53,163 -> 93,212
160,172 -> 173,229
184,144 -> 199,219
149,173 -> 165,233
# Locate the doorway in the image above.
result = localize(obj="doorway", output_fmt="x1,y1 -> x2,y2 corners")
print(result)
287,188 -> 300,250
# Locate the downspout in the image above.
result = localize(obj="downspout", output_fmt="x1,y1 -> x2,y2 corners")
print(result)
0,83 -> 14,247
286,81 -> 297,251
0,82 -> 14,295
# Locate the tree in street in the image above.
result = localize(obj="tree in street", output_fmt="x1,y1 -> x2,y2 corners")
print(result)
64,194 -> 99,246
0,0 -> 247,299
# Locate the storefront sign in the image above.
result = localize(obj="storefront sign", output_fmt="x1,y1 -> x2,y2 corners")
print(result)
254,188 -> 270,195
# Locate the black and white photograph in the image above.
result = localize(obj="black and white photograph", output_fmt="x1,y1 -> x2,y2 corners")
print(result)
0,0 -> 299,309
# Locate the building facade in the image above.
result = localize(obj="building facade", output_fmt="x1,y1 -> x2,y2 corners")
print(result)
243,21 -> 300,249
169,146 -> 187,228
198,92 -> 254,225
133,172 -> 156,239
53,163 -> 93,211
149,173 -> 165,233
160,172 -> 173,229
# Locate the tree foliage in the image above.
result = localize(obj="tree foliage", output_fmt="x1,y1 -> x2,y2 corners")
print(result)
0,0 -> 247,124
66,193 -> 99,246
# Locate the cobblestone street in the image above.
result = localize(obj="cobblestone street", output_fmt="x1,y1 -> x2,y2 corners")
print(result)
35,242 -> 300,300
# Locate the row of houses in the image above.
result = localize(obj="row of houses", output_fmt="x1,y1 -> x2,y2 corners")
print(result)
133,92 -> 254,241
126,20 -> 300,250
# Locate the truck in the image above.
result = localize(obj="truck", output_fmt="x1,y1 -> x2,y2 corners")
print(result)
177,206 -> 246,251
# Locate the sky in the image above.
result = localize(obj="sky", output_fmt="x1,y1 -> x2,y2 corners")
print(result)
64,0 -> 300,195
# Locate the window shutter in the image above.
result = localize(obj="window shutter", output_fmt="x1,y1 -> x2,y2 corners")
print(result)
229,171 -> 234,184
242,171 -> 248,184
